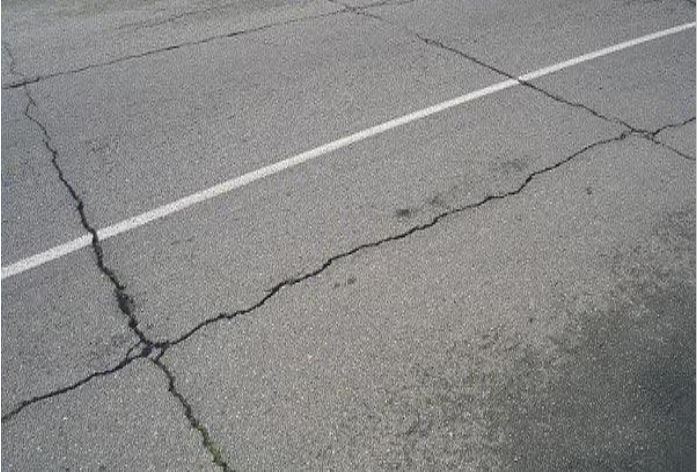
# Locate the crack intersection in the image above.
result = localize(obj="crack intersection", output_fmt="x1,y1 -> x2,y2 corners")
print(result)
3,48 -> 232,471
338,6 -> 695,160
3,12 -> 694,469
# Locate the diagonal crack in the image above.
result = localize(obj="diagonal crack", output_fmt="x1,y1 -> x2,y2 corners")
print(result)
152,358 -> 234,472
160,111 -> 692,351
21,85 -> 153,350
640,116 -> 696,161
1,350 -> 146,423
645,116 -> 696,138
163,130 -> 638,349
338,7 -> 695,161
1,9 -> 346,90
339,6 -> 641,132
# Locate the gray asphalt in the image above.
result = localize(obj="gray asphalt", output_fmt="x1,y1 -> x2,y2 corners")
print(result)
1,0 -> 695,470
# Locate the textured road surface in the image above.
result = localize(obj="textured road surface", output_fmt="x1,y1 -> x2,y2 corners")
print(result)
2,0 -> 695,470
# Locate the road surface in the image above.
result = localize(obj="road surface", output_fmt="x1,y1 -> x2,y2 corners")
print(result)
2,0 -> 695,470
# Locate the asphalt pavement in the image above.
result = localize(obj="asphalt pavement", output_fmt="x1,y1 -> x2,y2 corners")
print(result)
1,0 -> 695,470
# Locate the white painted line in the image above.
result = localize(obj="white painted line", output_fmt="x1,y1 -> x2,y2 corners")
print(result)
2,22 -> 694,280
518,22 -> 696,82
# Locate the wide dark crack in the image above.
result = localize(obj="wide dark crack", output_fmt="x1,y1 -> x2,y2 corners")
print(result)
152,358 -> 234,472
5,55 -> 230,469
21,85 -> 152,349
1,350 -> 146,423
4,15 -> 693,466
1,9 -> 345,90
3,118 -> 687,448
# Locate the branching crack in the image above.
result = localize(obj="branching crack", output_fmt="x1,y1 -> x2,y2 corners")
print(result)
4,16 -> 692,467
7,56 -> 231,469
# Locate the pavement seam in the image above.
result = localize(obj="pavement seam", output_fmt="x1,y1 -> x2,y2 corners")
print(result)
4,49 -> 233,471
1,8 -> 346,90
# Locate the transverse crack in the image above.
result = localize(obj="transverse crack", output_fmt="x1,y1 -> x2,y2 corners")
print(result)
1,9 -> 345,90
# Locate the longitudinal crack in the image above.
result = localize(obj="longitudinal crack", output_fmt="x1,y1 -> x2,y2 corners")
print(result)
6,52 -> 231,469
21,86 -> 153,350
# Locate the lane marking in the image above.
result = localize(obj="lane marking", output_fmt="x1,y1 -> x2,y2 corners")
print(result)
3,22 -> 695,280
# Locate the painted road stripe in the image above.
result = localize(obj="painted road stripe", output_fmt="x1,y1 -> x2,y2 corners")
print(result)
2,22 -> 695,280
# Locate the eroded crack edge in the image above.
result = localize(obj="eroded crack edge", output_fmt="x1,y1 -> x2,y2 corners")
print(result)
2,7 -> 347,90
2,67 -> 233,470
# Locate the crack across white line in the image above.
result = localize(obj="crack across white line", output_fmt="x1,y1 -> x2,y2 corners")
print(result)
2,21 -> 695,280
